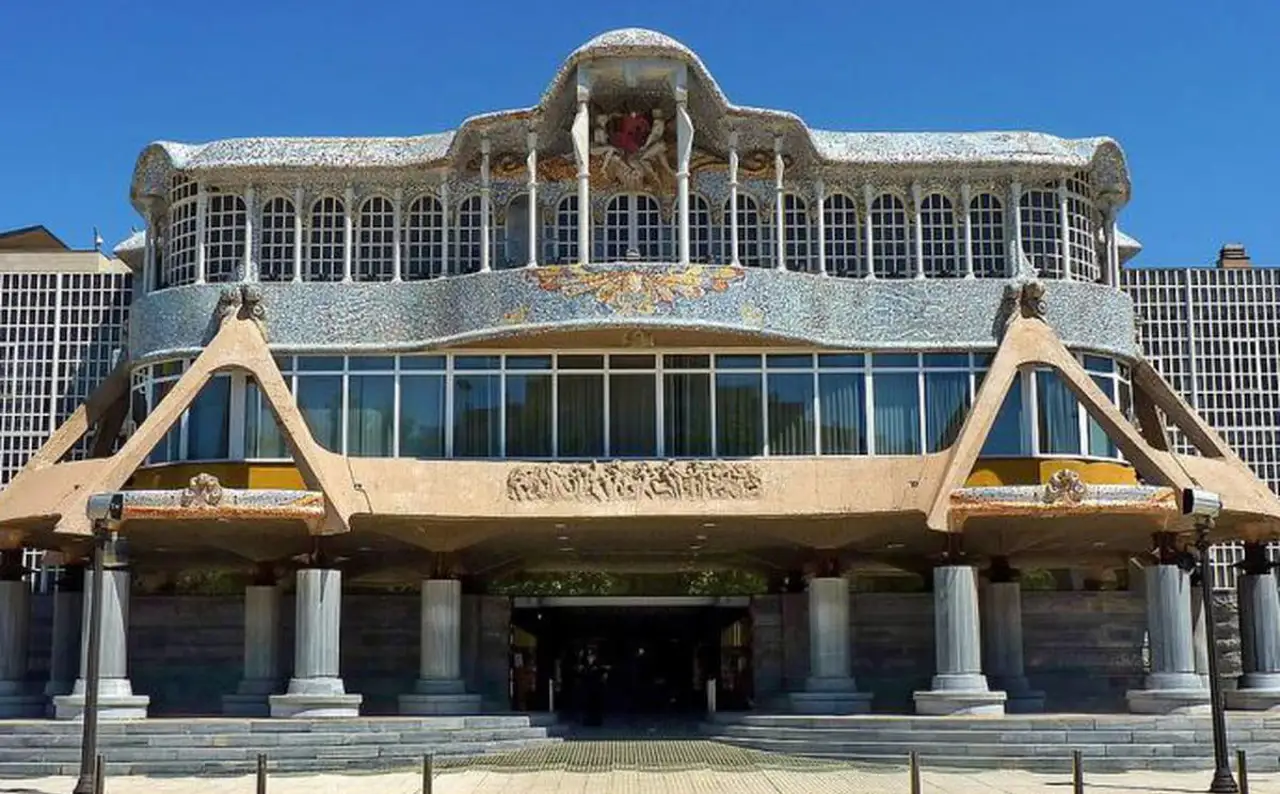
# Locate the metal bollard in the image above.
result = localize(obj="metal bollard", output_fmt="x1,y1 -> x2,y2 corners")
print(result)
256,753 -> 267,794
422,753 -> 433,794
1072,749 -> 1083,794
1238,749 -> 1250,794
909,750 -> 921,794
93,754 -> 104,794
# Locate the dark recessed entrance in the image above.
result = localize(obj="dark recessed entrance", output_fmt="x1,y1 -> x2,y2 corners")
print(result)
510,600 -> 751,723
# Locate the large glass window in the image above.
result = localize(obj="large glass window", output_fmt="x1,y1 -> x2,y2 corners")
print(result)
767,354 -> 815,455
259,197 -> 296,282
727,195 -> 765,267
783,194 -> 811,272
188,375 -> 231,459
356,196 -> 395,282
609,354 -> 657,456
1020,186 -> 1062,279
204,194 -> 246,283
558,355 -> 604,457
400,357 -> 445,458
818,354 -> 865,454
969,193 -> 1006,278
664,355 -> 712,457
347,367 -> 394,456
245,379 -> 288,459
824,193 -> 861,278
924,354 -> 970,452
505,355 -> 552,457
919,194 -> 958,278
1036,369 -> 1080,455
716,355 -> 763,456
870,194 -> 910,278
297,371 -> 343,452
978,368 -> 1025,456
453,356 -> 500,457
307,197 -> 345,282
872,355 -> 920,454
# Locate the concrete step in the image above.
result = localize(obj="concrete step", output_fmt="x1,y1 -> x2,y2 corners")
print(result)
708,714 -> 1280,731
705,723 -> 1261,745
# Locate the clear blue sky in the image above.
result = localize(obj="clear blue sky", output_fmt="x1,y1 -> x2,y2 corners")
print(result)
2,0 -> 1276,265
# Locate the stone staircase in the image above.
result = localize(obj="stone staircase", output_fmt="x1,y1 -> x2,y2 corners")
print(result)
0,714 -> 560,777
702,713 -> 1280,772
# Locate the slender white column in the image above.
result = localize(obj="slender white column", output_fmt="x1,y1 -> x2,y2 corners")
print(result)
774,136 -> 785,271
728,130 -> 740,266
914,565 -> 1006,715
1191,582 -> 1211,689
1009,180 -> 1023,277
1057,180 -> 1070,278
269,568 -> 361,717
675,96 -> 693,266
400,579 -> 481,714
526,130 -> 538,267
440,181 -> 451,276
571,83 -> 592,265
242,184 -> 256,282
480,137 -> 492,273
1105,206 -> 1119,285
392,187 -> 403,282
45,576 -> 83,699
912,181 -> 925,279
194,182 -> 207,284
808,577 -> 850,681
142,214 -> 156,294
292,186 -> 304,283
815,179 -> 827,275
342,185 -> 355,282
961,182 -> 975,278
862,183 -> 875,279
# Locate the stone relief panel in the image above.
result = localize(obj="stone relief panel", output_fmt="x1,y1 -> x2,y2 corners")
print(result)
506,460 -> 763,503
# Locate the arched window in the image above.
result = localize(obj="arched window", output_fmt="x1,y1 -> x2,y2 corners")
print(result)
870,194 -> 909,278
163,176 -> 198,288
306,196 -> 345,282
355,196 -> 394,282
727,194 -> 765,267
403,194 -> 444,280
823,193 -> 860,277
204,192 -> 246,283
969,193 -> 1005,278
783,193 -> 811,271
603,194 -> 663,261
689,194 -> 714,263
919,194 -> 957,277
552,195 -> 578,264
454,196 -> 484,274
259,197 -> 296,282
1065,172 -> 1098,282
1020,186 -> 1062,278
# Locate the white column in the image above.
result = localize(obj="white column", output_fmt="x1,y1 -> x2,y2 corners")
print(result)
292,186 -> 304,283
269,568 -> 361,718
400,579 -> 481,714
45,574 -> 83,699
571,83 -> 592,265
728,130 -> 740,267
961,182 -> 975,279
914,565 -> 1006,715
242,184 -> 256,282
223,582 -> 283,716
392,187 -> 403,282
788,575 -> 871,714
774,135 -> 785,271
1009,180 -> 1023,277
440,181 -> 451,276
1191,582 -> 1211,689
194,181 -> 207,284
142,214 -> 156,294
912,181 -> 925,279
342,185 -> 355,282
1057,180 -> 1070,278
1127,560 -> 1209,713
480,137 -> 492,273
675,94 -> 694,266
1105,206 -> 1119,285
862,183 -> 875,279
815,179 -> 827,275
526,130 -> 538,267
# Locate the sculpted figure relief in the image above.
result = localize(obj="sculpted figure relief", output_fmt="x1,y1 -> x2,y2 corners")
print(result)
507,460 -> 763,503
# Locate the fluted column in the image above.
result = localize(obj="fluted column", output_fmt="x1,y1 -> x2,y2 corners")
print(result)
1227,542 -> 1280,709
0,551 -> 40,717
980,559 -> 1043,713
1126,537 -> 1210,713
571,81 -> 592,264
223,571 -> 283,716
787,573 -> 871,714
526,130 -> 539,267
269,568 -> 361,718
1191,580 -> 1211,689
480,137 -> 492,273
45,566 -> 83,702
728,130 -> 740,266
53,538 -> 149,720
915,561 -> 1006,715
675,89 -> 693,266
400,579 -> 481,714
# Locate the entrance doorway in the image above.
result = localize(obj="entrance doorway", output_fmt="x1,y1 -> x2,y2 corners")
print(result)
510,598 -> 751,722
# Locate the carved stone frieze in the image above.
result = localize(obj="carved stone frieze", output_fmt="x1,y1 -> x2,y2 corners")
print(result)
180,473 -> 225,508
1043,469 -> 1087,505
506,460 -> 763,503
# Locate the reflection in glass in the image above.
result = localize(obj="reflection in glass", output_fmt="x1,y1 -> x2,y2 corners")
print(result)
664,372 -> 711,456
400,375 -> 445,458
558,373 -> 603,457
925,371 -> 969,452
981,375 -> 1025,456
819,371 -> 865,454
1037,370 -> 1080,455
347,374 -> 394,456
610,373 -> 656,456
768,372 -> 814,455
716,372 -> 763,456
297,375 -> 343,452
453,373 -> 500,457
873,372 -> 920,454
188,376 -> 230,459
245,380 -> 288,459
506,372 -> 553,457
1088,376 -> 1117,457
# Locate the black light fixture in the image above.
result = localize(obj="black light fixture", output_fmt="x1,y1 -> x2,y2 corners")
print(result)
1183,487 -> 1238,794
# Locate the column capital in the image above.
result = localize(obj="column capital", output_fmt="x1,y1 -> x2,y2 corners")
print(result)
983,555 -> 1020,583
1240,541 -> 1276,576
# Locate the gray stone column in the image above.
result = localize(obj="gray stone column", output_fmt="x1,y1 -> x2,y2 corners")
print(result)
980,560 -> 1044,713
223,578 -> 283,716
915,565 -> 1006,715
1191,582 -> 1211,689
44,569 -> 83,701
0,552 -> 42,716
400,579 -> 481,714
269,568 -> 361,718
1227,543 -> 1280,710
787,575 -> 871,714
1126,555 -> 1209,714
53,542 -> 149,720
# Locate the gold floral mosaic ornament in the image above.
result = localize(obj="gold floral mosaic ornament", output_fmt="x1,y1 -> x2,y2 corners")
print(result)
526,264 -> 746,315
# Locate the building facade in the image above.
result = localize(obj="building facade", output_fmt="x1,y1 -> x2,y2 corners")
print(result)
2,29 -> 1280,722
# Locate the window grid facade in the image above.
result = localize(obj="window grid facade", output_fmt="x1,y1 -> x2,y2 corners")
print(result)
969,193 -> 1007,278
356,197 -> 395,282
163,177 -> 199,288
823,193 -> 861,277
689,194 -> 715,263
258,197 -> 296,282
870,194 -> 910,278
920,194 -> 958,277
728,195 -> 765,267
783,193 -> 811,272
455,196 -> 484,274
306,197 -> 345,282
551,196 -> 579,265
1020,187 -> 1063,278
404,195 -> 445,280
204,193 -> 246,283
1065,173 -> 1098,283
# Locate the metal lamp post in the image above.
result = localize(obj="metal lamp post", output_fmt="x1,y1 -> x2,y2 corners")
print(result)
1185,487 -> 1238,794
73,494 -> 123,794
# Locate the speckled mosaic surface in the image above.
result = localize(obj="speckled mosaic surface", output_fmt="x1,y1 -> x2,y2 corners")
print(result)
127,266 -> 1139,363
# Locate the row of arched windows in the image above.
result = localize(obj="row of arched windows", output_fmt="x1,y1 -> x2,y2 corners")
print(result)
155,177 -> 1100,289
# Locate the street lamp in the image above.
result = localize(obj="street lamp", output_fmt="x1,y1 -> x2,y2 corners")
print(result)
1182,488 -> 1238,794
72,493 -> 123,794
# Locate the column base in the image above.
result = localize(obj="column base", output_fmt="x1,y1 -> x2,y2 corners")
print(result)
913,688 -> 1007,716
268,676 -> 361,718
53,679 -> 149,720
1125,688 -> 1210,714
1225,685 -> 1280,711
399,678 -> 482,715
988,676 -> 1045,713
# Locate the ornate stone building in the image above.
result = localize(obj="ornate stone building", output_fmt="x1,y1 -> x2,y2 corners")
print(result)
1,29 -> 1279,722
